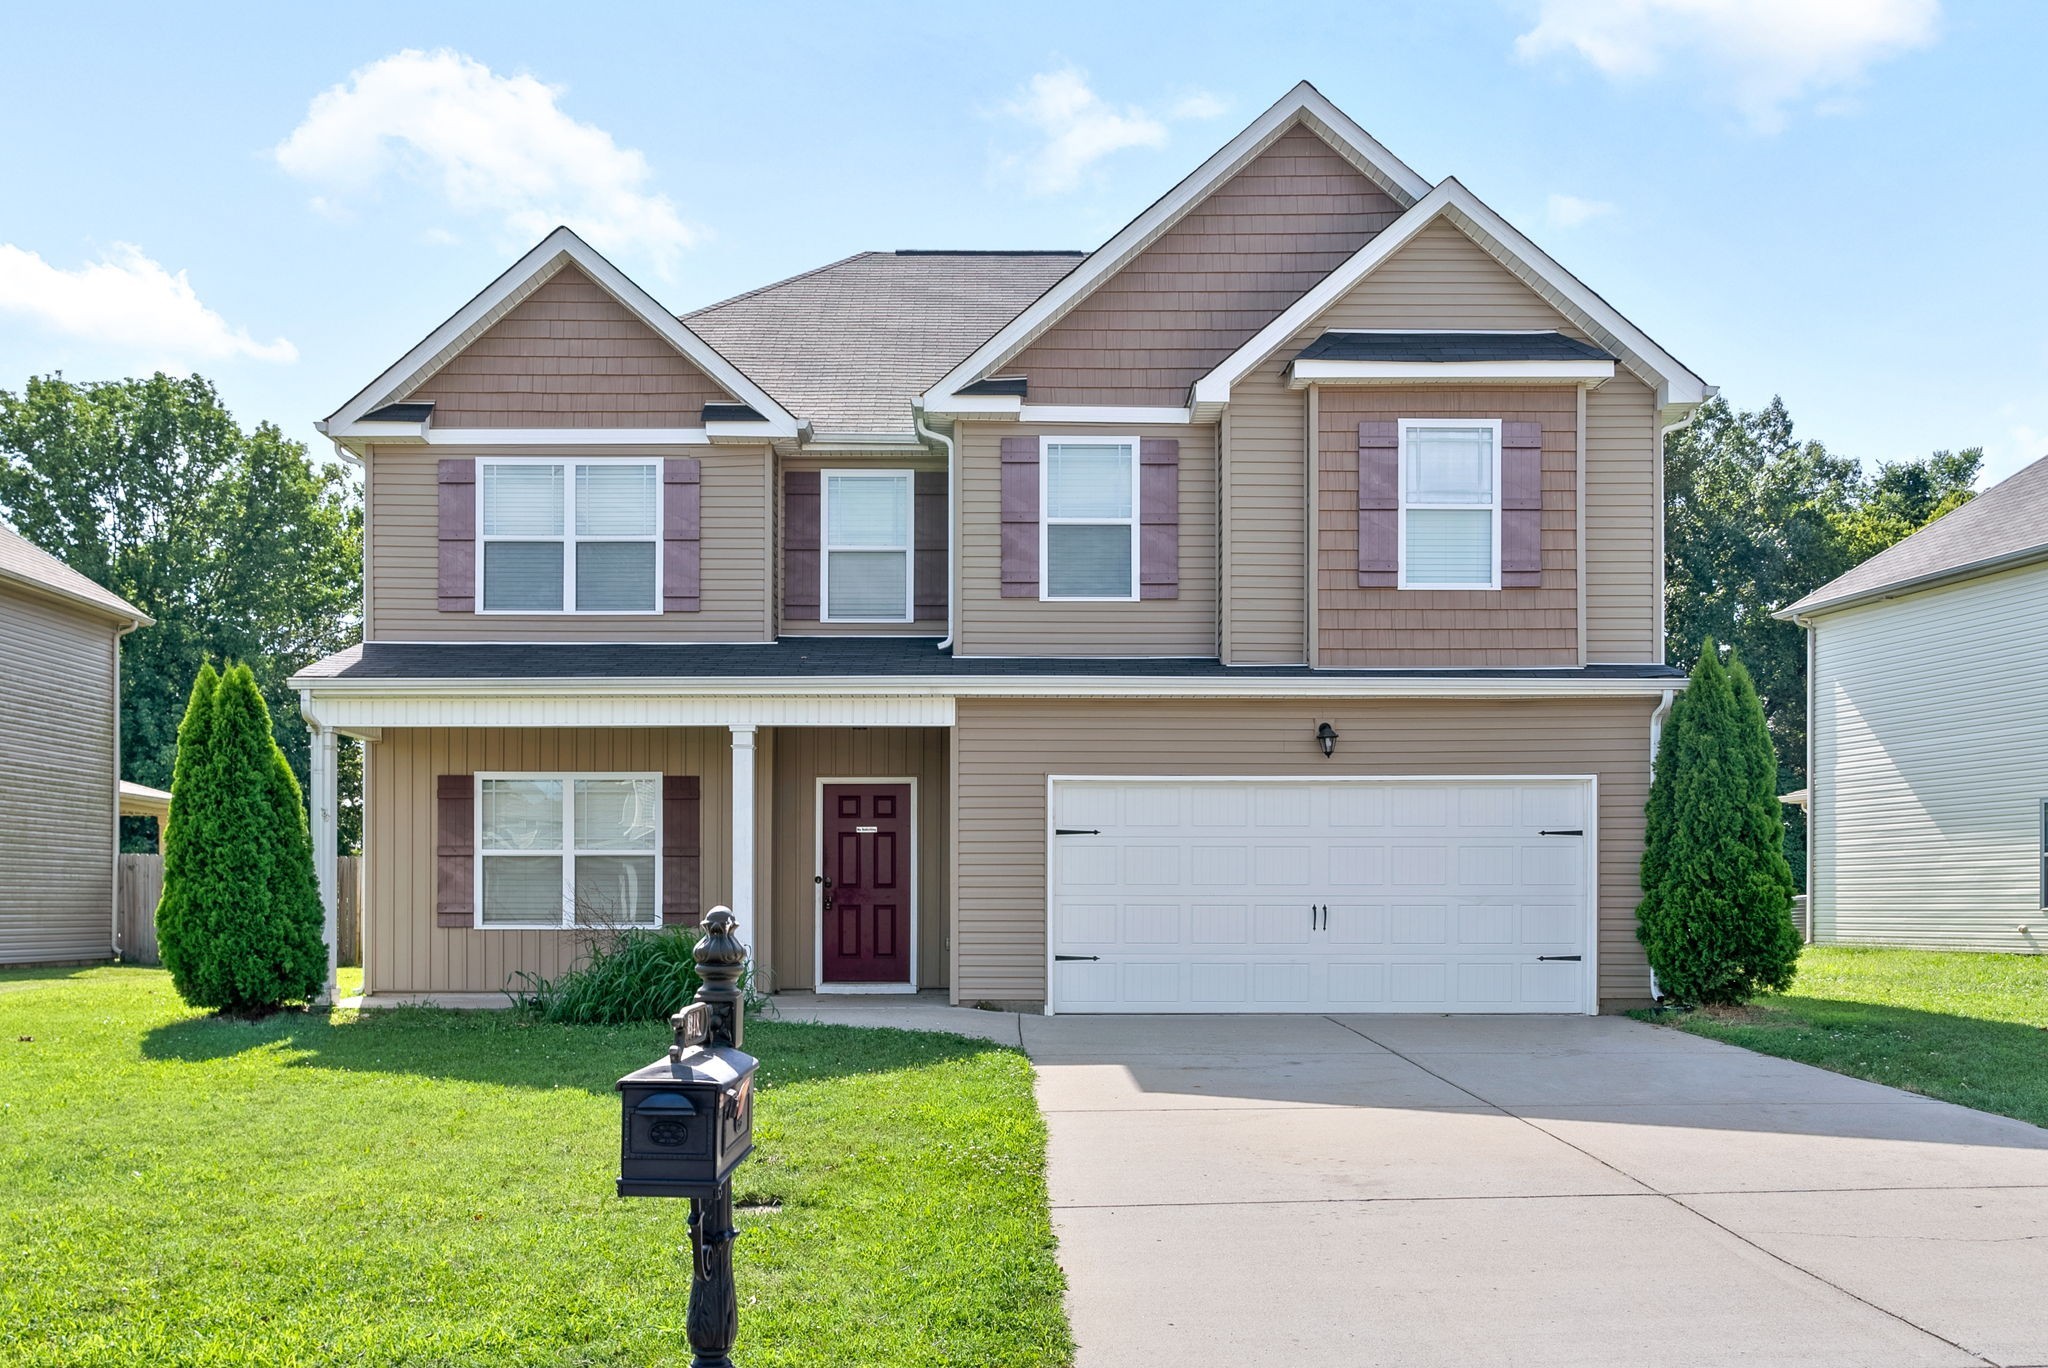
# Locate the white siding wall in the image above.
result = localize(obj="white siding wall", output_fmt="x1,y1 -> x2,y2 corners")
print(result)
1811,561 -> 2048,951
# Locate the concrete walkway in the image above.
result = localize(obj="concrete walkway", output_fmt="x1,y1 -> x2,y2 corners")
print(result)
1024,1013 -> 2048,1368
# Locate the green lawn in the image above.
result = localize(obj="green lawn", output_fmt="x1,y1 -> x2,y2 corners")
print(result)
0,967 -> 1071,1368
1660,946 -> 2048,1127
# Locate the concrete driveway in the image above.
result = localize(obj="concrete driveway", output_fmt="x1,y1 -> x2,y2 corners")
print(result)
1023,1013 -> 2048,1368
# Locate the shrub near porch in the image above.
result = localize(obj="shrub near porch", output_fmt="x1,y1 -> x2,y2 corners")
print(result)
0,967 -> 1071,1368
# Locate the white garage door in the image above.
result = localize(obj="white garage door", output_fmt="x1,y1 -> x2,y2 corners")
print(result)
1048,778 -> 1594,1014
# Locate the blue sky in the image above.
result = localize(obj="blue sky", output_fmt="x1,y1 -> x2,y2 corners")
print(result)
3,1 -> 2042,481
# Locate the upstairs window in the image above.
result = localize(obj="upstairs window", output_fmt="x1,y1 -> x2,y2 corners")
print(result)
1042,437 -> 1137,601
822,470 -> 913,622
1399,420 -> 1500,590
480,459 -> 659,613
477,774 -> 660,928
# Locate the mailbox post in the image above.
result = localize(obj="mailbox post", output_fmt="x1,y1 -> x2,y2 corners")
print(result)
617,906 -> 757,1368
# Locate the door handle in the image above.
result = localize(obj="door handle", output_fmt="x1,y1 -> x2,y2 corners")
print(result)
814,874 -> 832,912
1536,954 -> 1582,962
1054,954 -> 1100,962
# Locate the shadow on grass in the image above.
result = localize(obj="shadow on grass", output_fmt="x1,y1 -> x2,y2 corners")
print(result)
138,1005 -> 1017,1097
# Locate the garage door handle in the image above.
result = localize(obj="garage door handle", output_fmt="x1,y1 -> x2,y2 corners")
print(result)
1536,954 -> 1582,962
1539,829 -> 1583,836
1055,828 -> 1101,836
1054,954 -> 1100,962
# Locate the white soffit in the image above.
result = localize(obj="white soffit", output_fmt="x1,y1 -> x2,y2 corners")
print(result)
321,227 -> 798,439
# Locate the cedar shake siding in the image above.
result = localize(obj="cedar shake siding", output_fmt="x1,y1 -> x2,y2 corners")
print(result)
404,265 -> 737,427
1317,387 -> 1578,668
954,421 -> 1219,657
1005,125 -> 1403,406
0,583 -> 118,964
363,442 -> 774,643
951,696 -> 1658,1009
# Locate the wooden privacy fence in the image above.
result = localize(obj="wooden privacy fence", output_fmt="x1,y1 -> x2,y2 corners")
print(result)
117,854 -> 362,967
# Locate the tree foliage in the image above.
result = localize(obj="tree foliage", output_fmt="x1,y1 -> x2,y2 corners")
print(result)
0,373 -> 363,850
1638,642 -> 1801,1006
156,662 -> 327,1013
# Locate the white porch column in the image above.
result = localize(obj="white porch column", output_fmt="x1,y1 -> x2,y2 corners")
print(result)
310,720 -> 339,1006
728,725 -> 757,954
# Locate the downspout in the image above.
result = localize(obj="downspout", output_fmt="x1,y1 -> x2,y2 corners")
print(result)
111,618 -> 142,959
912,405 -> 957,650
1645,688 -> 1675,1003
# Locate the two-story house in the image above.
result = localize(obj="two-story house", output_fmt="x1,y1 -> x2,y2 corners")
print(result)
294,83 -> 1706,1014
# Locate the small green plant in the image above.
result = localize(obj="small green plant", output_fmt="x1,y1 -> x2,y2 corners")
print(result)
1637,640 -> 1801,1006
511,926 -> 706,1024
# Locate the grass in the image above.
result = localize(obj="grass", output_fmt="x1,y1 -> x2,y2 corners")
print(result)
1653,945 -> 2048,1127
0,966 -> 1071,1368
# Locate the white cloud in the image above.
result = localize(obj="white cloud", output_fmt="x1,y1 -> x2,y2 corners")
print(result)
998,67 -> 1222,195
0,243 -> 296,364
1515,0 -> 1941,132
1546,192 -> 1614,227
276,49 -> 701,273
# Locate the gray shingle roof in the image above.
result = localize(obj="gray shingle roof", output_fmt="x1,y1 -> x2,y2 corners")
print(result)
1295,331 -> 1615,363
1780,453 -> 2048,618
683,251 -> 1081,437
0,523 -> 150,624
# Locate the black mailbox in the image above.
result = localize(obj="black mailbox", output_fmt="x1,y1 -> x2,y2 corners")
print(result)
617,1001 -> 757,1198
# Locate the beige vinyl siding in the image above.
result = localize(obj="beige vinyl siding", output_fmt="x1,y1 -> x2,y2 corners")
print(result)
952,697 -> 1658,1008
404,265 -> 734,427
1317,387 -> 1577,667
362,727 -> 733,995
1006,124 -> 1402,406
954,421 -> 1219,657
364,442 -> 773,642
766,727 -> 950,991
778,452 -> 946,637
1583,373 -> 1661,662
0,583 -> 118,963
1219,372 -> 1309,663
1810,563 -> 2048,952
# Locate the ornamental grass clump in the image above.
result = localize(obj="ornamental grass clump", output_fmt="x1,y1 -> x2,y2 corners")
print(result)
1637,640 -> 1802,1007
155,662 -> 327,1014
512,926 -> 705,1025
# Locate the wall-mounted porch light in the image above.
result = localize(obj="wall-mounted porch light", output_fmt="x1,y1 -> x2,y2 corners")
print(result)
1316,722 -> 1339,758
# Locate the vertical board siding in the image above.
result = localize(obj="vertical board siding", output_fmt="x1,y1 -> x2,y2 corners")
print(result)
0,585 -> 116,964
955,422 -> 1218,656
777,452 -> 949,636
366,442 -> 773,642
1317,388 -> 1578,666
1583,374 -> 1661,662
952,697 -> 1657,1007
364,727 -> 734,995
1812,564 -> 2048,952
767,727 -> 951,991
404,265 -> 734,426
1007,125 -> 1403,406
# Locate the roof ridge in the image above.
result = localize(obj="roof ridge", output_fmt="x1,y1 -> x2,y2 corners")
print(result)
892,249 -> 1086,257
681,250 -> 882,319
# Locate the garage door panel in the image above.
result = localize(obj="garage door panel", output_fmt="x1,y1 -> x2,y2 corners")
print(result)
1252,903 -> 1312,945
1252,845 -> 1313,887
1324,902 -> 1387,944
1327,961 -> 1388,1004
1190,845 -> 1248,886
1328,846 -> 1386,886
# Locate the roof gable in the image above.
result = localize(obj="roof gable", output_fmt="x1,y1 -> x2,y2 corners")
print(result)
322,227 -> 797,440
0,524 -> 150,626
921,81 -> 1430,412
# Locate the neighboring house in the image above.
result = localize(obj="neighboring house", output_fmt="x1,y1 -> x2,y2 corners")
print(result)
294,82 -> 1709,1014
1779,454 -> 2048,953
0,524 -> 152,965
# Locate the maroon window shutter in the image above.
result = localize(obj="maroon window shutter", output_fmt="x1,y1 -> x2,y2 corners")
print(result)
435,774 -> 474,929
437,459 -> 476,611
914,470 -> 947,621
1500,421 -> 1544,588
1357,422 -> 1399,588
783,470 -> 821,621
999,436 -> 1040,598
663,458 -> 702,612
1138,438 -> 1179,600
662,776 -> 702,927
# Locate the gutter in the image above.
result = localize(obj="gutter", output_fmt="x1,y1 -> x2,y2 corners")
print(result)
912,404 -> 957,651
1773,540 -> 2048,623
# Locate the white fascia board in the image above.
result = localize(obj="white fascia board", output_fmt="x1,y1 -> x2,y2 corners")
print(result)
1287,358 -> 1614,387
1772,542 -> 2048,622
1024,404 -> 1194,425
329,417 -> 432,443
416,427 -> 714,447
706,418 -> 800,442
1193,180 -> 1710,413
920,81 -> 1430,411
324,226 -> 796,432
920,394 -> 1023,419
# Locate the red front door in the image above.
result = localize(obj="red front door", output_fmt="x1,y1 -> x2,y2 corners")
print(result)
821,783 -> 912,984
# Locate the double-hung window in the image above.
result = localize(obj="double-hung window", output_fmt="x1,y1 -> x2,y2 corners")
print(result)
1399,419 -> 1501,590
480,459 -> 660,612
821,470 -> 913,622
476,774 -> 660,928
1041,437 -> 1138,600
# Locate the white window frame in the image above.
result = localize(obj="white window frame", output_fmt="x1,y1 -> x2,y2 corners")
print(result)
819,468 -> 915,624
1039,434 -> 1140,602
1396,418 -> 1502,592
476,457 -> 663,615
473,771 -> 663,930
